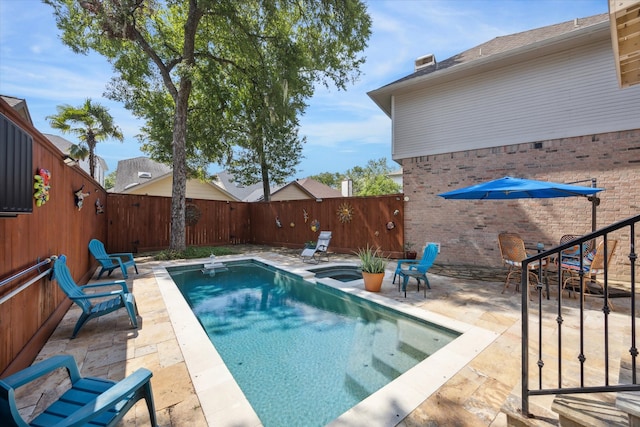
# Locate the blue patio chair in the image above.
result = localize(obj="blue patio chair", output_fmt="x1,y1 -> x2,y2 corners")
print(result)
396,243 -> 438,297
301,231 -> 332,263
0,354 -> 157,427
52,255 -> 138,339
89,238 -> 138,279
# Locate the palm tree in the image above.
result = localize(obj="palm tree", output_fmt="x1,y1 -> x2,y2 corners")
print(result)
47,99 -> 123,179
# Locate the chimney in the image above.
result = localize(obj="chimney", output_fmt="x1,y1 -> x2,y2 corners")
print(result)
341,179 -> 352,197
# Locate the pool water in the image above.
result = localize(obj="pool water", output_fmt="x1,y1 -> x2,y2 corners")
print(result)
169,261 -> 458,427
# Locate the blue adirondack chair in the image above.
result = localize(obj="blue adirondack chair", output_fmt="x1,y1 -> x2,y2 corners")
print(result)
89,239 -> 138,279
395,243 -> 439,297
0,354 -> 157,427
52,255 -> 138,339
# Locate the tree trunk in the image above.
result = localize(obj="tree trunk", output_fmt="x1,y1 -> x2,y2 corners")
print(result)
259,128 -> 271,202
169,90 -> 189,251
168,1 -> 200,252
88,131 -> 96,179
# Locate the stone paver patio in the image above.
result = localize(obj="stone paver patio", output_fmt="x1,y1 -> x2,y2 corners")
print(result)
13,246 -> 636,426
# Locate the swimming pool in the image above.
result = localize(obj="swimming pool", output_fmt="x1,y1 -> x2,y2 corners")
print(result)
154,256 -> 499,427
168,260 -> 458,426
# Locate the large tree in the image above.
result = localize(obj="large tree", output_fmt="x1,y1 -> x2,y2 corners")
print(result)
310,158 -> 402,196
346,158 -> 401,196
47,98 -> 123,179
46,0 -> 371,250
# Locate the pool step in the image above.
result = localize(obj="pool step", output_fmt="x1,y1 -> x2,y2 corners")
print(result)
344,320 -> 425,396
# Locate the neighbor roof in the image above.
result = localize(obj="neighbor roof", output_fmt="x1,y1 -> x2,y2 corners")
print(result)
113,157 -> 172,193
213,171 -> 265,202
44,133 -> 108,171
395,13 -> 607,86
213,172 -> 343,202
294,178 -> 343,198
1,94 -> 33,125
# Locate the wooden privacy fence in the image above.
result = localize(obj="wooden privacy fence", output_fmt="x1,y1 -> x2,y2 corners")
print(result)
0,99 -> 107,376
107,193 -> 406,256
250,196 -> 405,256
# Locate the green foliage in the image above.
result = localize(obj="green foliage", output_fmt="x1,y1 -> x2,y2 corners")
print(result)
346,158 -> 401,196
358,174 -> 401,196
46,98 -> 123,179
311,158 -> 402,196
403,241 -> 415,251
154,246 -> 240,261
355,245 -> 388,273
309,172 -> 343,189
45,0 -> 371,248
68,143 -> 89,161
104,171 -> 116,190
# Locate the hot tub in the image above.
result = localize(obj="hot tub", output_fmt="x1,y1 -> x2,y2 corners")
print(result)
307,264 -> 362,282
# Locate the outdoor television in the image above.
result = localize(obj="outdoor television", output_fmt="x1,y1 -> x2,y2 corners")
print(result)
0,113 -> 33,217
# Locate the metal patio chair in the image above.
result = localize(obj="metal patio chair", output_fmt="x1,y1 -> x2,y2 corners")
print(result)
561,239 -> 618,309
301,231 -> 332,263
498,233 -> 547,298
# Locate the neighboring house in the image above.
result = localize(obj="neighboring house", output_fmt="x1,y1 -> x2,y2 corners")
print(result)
44,134 -> 108,187
368,13 -> 640,273
113,157 -> 238,201
212,171 -> 265,202
387,169 -> 403,191
1,95 -> 33,125
213,171 -> 342,202
270,178 -> 343,201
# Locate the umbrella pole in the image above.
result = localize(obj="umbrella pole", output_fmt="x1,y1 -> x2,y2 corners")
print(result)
591,178 -> 597,232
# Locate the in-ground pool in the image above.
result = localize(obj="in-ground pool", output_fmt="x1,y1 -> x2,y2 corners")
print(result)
307,264 -> 363,282
167,260 -> 459,427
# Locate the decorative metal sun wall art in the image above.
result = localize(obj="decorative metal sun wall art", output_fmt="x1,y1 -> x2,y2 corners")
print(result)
337,202 -> 353,223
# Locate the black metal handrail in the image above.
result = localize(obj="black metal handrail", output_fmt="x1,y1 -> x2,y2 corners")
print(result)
521,214 -> 639,417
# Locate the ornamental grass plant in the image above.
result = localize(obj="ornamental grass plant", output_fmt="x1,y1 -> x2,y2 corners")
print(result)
355,245 -> 388,274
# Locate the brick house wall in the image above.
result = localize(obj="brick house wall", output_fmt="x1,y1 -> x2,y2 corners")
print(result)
402,129 -> 640,279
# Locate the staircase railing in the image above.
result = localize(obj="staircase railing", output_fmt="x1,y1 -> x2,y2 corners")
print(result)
520,214 -> 639,417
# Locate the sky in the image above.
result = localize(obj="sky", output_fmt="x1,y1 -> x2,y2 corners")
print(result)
0,0 -> 608,179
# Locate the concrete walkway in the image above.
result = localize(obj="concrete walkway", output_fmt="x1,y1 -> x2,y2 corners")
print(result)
13,247 -> 636,426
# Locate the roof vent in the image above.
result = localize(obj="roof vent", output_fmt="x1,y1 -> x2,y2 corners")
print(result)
138,171 -> 152,179
414,54 -> 436,71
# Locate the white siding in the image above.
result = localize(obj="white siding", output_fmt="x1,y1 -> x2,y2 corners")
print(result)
392,39 -> 640,159
126,176 -> 235,201
271,185 -> 311,201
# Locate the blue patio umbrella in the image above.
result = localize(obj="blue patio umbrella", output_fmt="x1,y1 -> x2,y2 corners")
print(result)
438,176 -> 603,230
438,176 -> 603,200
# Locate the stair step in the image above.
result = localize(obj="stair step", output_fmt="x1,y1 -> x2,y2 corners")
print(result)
616,358 -> 640,427
344,318 -> 426,396
551,394 -> 628,427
